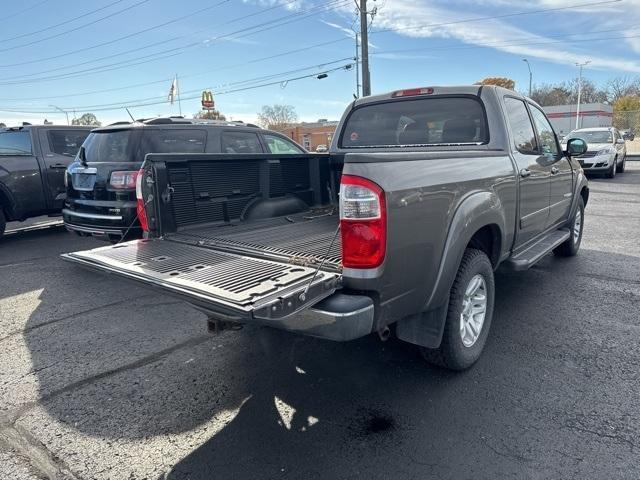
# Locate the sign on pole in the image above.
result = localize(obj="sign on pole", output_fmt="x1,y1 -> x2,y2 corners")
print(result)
201,91 -> 214,109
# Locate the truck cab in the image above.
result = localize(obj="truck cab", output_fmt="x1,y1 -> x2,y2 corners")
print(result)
0,125 -> 92,237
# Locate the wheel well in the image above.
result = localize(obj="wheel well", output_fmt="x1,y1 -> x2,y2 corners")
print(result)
0,189 -> 12,221
580,186 -> 589,207
467,224 -> 501,268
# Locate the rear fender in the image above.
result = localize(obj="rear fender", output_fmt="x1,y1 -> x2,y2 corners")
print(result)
396,191 -> 506,348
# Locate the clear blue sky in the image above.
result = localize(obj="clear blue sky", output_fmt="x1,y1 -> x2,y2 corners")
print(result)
0,0 -> 638,126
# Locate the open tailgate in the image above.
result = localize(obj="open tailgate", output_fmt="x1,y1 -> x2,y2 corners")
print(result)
61,239 -> 341,321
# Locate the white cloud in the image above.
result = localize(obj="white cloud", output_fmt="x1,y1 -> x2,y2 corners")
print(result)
369,0 -> 640,73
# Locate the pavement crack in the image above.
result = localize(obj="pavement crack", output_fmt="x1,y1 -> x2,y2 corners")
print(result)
39,334 -> 213,404
0,423 -> 82,480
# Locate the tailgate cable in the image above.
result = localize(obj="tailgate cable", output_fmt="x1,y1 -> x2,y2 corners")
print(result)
299,224 -> 340,302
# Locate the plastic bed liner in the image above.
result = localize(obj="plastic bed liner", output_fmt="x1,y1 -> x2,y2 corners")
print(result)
168,212 -> 342,272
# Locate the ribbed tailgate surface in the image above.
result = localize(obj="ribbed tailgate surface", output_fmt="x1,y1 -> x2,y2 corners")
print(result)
64,239 -> 333,307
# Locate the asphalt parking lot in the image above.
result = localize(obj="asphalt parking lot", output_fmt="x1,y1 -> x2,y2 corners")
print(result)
1,164 -> 639,480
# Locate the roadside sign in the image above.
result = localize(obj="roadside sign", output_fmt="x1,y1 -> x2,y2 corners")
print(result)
202,91 -> 214,109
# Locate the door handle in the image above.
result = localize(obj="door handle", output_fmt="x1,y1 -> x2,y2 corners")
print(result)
551,166 -> 559,175
519,168 -> 531,178
49,164 -> 67,169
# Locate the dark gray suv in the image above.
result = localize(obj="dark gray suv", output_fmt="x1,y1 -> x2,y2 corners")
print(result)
63,117 -> 305,241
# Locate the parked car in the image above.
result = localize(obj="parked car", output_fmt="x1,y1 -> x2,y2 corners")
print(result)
621,129 -> 635,141
63,86 -> 589,371
0,124 -> 92,238
562,127 -> 627,178
63,117 -> 305,242
315,144 -> 328,152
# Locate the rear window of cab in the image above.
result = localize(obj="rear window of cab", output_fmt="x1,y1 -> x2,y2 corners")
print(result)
340,96 -> 488,148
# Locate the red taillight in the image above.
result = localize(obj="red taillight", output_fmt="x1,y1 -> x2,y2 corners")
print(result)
391,87 -> 434,98
339,175 -> 386,269
135,168 -> 149,232
109,170 -> 139,189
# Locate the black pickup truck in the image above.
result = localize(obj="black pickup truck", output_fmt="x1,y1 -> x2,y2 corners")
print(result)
63,86 -> 589,370
0,125 -> 91,237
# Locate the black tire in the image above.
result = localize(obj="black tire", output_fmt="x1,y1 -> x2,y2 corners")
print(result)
606,158 -> 617,178
0,209 -> 5,239
616,154 -> 626,173
421,248 -> 495,371
554,197 -> 584,257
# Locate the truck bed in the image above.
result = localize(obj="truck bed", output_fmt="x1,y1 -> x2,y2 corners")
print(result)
167,211 -> 342,272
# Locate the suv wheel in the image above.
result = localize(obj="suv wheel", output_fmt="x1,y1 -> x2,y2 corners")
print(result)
616,154 -> 626,173
554,197 -> 584,257
606,157 -> 617,178
0,209 -> 5,238
421,248 -> 495,371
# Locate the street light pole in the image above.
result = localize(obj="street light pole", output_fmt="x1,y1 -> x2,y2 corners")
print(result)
575,60 -> 591,130
355,33 -> 361,98
49,105 -> 69,125
522,59 -> 532,97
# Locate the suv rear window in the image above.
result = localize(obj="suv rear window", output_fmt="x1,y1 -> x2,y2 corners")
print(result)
141,129 -> 206,154
84,130 -> 133,162
48,130 -> 90,157
340,97 -> 488,148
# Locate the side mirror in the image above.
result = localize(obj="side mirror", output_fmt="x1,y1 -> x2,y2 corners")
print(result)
616,138 -> 625,145
566,138 -> 587,157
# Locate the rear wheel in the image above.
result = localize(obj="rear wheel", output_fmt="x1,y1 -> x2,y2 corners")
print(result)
421,248 -> 495,371
606,157 -> 617,178
616,154 -> 626,173
554,197 -> 584,257
0,209 -> 5,239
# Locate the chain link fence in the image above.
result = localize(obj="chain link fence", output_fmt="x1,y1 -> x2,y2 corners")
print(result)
613,109 -> 640,155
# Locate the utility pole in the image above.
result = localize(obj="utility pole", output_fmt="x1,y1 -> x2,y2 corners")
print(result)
575,61 -> 591,130
359,0 -> 371,96
355,33 -> 361,98
522,58 -> 532,97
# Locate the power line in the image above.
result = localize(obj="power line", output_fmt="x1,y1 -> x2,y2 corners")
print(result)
0,0 -> 127,43
0,0 -> 350,85
0,63 -> 355,114
0,0 -> 285,68
0,0 -> 152,54
0,37 -> 350,102
0,0 -> 49,23
369,0 -> 623,34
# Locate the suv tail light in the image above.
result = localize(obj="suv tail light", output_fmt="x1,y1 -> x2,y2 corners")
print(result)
110,170 -> 139,189
135,168 -> 149,232
339,175 -> 386,268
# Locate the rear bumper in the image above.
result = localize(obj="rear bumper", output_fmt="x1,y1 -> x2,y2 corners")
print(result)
62,203 -> 140,239
256,293 -> 374,341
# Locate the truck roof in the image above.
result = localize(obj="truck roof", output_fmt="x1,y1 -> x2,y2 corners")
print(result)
1,124 -> 92,131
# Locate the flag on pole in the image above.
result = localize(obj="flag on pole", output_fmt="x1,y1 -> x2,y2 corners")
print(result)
168,75 -> 178,105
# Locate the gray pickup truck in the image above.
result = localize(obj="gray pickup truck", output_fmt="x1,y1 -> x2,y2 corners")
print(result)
0,125 -> 91,237
62,86 -> 589,370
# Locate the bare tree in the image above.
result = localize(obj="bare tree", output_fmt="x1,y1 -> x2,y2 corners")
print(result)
605,76 -> 640,104
529,83 -> 572,106
193,109 -> 226,120
257,105 -> 298,130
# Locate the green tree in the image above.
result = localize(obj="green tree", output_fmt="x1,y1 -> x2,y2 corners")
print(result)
72,113 -> 101,126
193,109 -> 226,120
257,104 -> 298,130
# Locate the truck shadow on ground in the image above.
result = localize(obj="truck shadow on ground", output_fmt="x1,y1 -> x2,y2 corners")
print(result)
11,218 -> 639,478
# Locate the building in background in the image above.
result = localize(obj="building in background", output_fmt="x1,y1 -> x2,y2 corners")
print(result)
279,119 -> 339,152
543,103 -> 613,137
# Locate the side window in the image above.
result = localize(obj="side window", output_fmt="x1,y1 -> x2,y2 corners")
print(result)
529,106 -> 559,157
504,97 -> 537,154
221,131 -> 262,154
47,130 -> 90,157
0,131 -> 32,155
144,129 -> 206,153
263,134 -> 304,154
